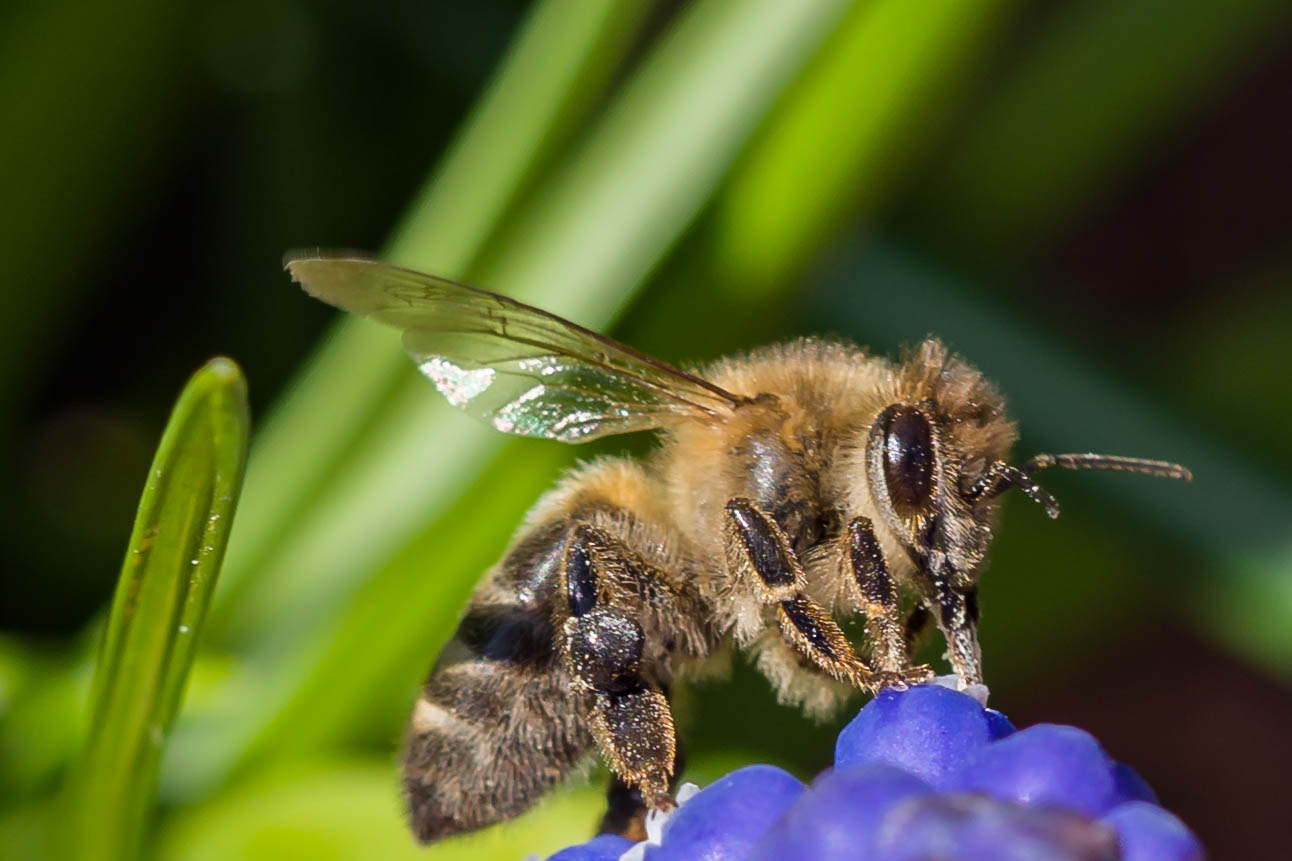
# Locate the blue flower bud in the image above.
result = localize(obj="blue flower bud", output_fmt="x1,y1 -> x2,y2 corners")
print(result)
943,724 -> 1123,816
835,683 -> 1014,787
1112,763 -> 1159,804
644,765 -> 803,860
546,833 -> 635,861
541,685 -> 1203,860
875,793 -> 1118,861
1101,801 -> 1205,861
748,764 -> 933,861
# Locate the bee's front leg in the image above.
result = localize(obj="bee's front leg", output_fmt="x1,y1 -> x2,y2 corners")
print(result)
844,516 -> 930,683
932,583 -> 983,687
559,525 -> 677,813
724,499 -> 926,693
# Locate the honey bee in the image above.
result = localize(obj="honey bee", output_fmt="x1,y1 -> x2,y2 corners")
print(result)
286,253 -> 1191,844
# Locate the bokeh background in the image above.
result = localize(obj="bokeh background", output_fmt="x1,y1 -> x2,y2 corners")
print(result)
2,0 -> 1290,858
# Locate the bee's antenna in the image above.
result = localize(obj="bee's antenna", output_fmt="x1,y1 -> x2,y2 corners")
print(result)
965,462 -> 1061,519
968,453 -> 1191,519
1023,453 -> 1193,483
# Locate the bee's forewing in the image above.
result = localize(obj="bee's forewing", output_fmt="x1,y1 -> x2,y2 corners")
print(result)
286,253 -> 741,442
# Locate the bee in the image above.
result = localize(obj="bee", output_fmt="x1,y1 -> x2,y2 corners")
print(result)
286,253 -> 1191,844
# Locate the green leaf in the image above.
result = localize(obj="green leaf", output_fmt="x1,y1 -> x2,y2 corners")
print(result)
919,0 -> 1292,254
229,442 -> 571,774
64,358 -> 249,861
713,0 -> 1016,294
210,0 -> 652,631
157,760 -> 604,861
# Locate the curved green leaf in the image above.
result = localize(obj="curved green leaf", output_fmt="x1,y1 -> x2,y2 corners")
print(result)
66,358 -> 249,861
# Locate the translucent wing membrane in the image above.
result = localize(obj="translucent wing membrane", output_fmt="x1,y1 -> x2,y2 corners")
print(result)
285,254 -> 743,442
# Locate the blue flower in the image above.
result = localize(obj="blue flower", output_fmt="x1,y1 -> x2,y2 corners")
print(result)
546,833 -> 636,861
834,683 -> 1014,787
747,765 -> 934,861
642,765 -> 804,860
941,724 -> 1123,816
1101,801 -> 1203,861
546,681 -> 1204,861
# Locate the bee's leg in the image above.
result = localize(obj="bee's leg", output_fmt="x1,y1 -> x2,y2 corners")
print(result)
932,584 -> 983,686
597,736 -> 685,840
724,498 -> 928,692
844,516 -> 927,677
599,777 -> 648,842
561,525 -> 677,811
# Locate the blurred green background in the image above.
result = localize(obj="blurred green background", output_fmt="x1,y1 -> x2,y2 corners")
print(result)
2,0 -> 1290,858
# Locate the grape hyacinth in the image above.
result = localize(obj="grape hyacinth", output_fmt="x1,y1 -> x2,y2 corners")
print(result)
544,679 -> 1203,861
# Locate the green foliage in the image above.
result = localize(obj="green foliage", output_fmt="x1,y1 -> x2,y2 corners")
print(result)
715,0 -> 1015,292
160,766 -> 603,861
213,0 -> 654,626
1,0 -> 1288,858
65,359 -> 249,861
922,0 -> 1292,252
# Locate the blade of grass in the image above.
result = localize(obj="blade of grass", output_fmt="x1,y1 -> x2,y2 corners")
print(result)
212,0 -> 652,625
612,0 -> 1019,381
234,442 -> 569,768
65,358 -> 249,861
713,0 -> 1016,296
918,0 -> 1292,254
163,0 -> 852,796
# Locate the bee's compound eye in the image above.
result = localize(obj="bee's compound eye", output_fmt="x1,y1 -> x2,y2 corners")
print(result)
880,405 -> 934,513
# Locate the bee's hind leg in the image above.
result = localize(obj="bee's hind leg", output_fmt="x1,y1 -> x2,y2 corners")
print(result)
599,776 -> 649,842
560,524 -> 678,813
724,498 -> 928,693
597,736 -> 685,841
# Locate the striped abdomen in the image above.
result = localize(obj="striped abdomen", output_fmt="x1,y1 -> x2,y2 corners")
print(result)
401,521 -> 592,843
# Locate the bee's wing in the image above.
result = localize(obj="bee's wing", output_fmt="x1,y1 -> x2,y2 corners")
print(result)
286,253 -> 744,442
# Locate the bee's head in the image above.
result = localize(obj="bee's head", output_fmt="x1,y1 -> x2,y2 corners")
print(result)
864,338 -> 1190,599
862,339 -> 1014,596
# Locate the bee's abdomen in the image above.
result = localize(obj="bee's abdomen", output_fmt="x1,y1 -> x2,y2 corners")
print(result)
401,529 -> 590,843
453,602 -> 557,666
